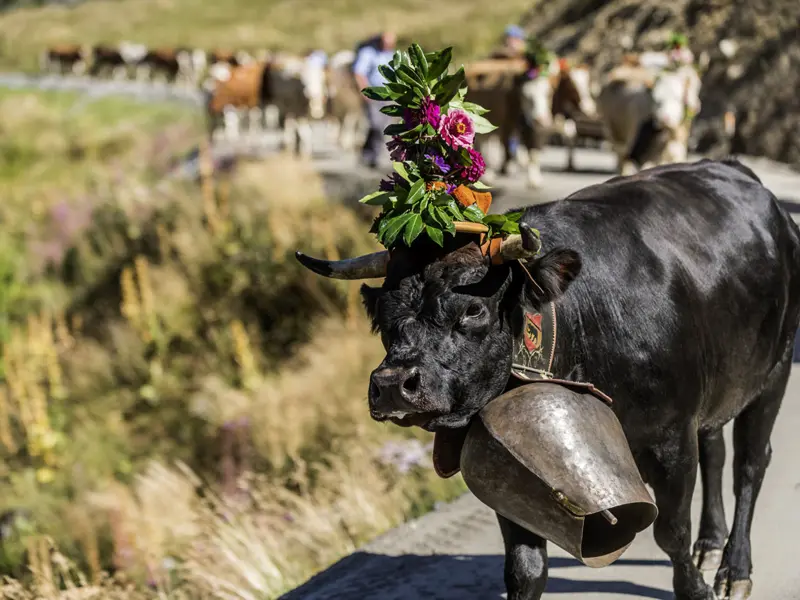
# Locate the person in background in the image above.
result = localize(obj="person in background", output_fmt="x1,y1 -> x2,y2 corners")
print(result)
353,31 -> 397,169
490,25 -> 528,60
667,32 -> 695,67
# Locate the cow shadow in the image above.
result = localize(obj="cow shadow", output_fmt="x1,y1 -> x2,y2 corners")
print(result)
279,553 -> 673,599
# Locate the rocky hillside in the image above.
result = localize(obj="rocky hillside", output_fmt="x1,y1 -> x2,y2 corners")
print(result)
521,0 -> 800,168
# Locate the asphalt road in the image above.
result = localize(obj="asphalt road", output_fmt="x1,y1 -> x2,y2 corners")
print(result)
282,152 -> 800,600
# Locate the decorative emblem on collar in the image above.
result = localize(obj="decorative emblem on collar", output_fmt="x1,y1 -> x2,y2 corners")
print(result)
511,299 -> 557,381
523,312 -> 543,353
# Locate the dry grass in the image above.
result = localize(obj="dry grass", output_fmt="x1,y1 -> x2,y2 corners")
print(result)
0,88 -> 202,236
0,88 -> 465,598
0,0 -> 539,71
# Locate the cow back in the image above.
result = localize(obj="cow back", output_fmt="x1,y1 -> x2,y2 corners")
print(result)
209,62 -> 267,112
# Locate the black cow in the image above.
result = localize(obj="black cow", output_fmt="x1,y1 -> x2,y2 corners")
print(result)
295,158 -> 800,600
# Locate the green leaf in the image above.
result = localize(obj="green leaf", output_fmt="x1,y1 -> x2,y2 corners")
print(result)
432,67 -> 466,106
359,190 -> 392,206
378,64 -> 398,83
429,204 -> 456,233
391,51 -> 403,70
393,162 -> 411,182
463,204 -> 485,223
386,81 -> 411,94
382,213 -> 414,247
384,123 -> 407,136
446,199 -> 464,220
409,44 -> 428,79
396,67 -> 425,92
469,111 -> 498,134
472,180 -> 492,190
426,47 -> 453,83
380,104 -> 405,117
403,214 -> 424,246
362,86 -> 393,101
406,179 -> 426,204
461,101 -> 490,116
399,123 -> 425,141
420,194 -> 430,212
500,220 -> 521,234
425,225 -> 444,247
482,214 -> 507,225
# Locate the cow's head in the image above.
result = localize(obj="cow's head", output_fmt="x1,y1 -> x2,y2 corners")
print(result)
296,227 -> 581,431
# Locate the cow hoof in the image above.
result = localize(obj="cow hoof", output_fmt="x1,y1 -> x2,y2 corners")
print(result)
714,577 -> 752,600
692,545 -> 724,571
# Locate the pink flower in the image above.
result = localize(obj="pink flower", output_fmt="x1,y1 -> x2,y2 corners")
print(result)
459,147 -> 486,183
438,109 -> 475,149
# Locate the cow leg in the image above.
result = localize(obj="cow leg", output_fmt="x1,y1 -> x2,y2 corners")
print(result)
563,119 -> 577,172
112,64 -> 127,81
693,429 -> 728,571
497,514 -> 548,600
297,119 -> 314,158
714,356 -> 790,600
264,105 -> 280,130
649,425 -> 715,600
282,116 -> 298,154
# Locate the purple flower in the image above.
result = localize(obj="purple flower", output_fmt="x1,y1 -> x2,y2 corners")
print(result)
386,136 -> 407,162
420,97 -> 441,129
402,97 -> 441,130
425,151 -> 451,175
438,109 -> 475,149
459,147 -> 486,183
379,172 -> 404,192
377,439 -> 429,474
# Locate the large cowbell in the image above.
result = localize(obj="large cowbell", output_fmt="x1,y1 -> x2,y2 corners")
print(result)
460,381 -> 658,567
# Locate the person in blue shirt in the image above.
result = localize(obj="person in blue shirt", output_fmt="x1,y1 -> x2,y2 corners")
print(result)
352,31 -> 397,168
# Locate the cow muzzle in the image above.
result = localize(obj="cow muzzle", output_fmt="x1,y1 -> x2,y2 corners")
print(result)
368,366 -> 428,421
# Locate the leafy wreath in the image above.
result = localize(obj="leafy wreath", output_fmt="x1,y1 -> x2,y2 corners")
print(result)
357,44 -> 530,250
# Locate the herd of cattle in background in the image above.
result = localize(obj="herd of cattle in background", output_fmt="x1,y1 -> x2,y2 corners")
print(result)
42,41 -> 737,188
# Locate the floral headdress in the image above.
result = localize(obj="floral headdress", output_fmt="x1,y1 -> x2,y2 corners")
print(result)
358,44 -> 536,252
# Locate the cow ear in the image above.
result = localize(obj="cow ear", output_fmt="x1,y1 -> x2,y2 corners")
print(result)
524,248 -> 582,304
360,283 -> 383,332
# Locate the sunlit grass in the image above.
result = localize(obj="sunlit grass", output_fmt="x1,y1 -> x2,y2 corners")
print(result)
0,87 -> 467,598
0,0 -> 540,71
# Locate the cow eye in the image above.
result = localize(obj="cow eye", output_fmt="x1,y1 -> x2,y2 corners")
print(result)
463,303 -> 484,319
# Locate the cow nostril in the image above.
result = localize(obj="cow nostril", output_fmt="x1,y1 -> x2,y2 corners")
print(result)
402,370 -> 420,395
368,377 -> 380,400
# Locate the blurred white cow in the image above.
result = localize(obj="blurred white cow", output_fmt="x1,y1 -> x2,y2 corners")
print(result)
598,55 -> 702,174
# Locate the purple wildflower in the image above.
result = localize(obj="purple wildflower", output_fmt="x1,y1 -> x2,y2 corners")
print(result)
386,136 -> 407,162
377,439 -> 430,474
379,172 -> 404,192
425,151 -> 451,175
459,147 -> 486,183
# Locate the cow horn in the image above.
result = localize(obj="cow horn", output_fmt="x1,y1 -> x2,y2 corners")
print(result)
295,250 -> 389,279
498,224 -> 542,261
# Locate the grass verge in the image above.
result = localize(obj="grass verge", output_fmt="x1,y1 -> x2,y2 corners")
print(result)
0,89 -> 467,598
